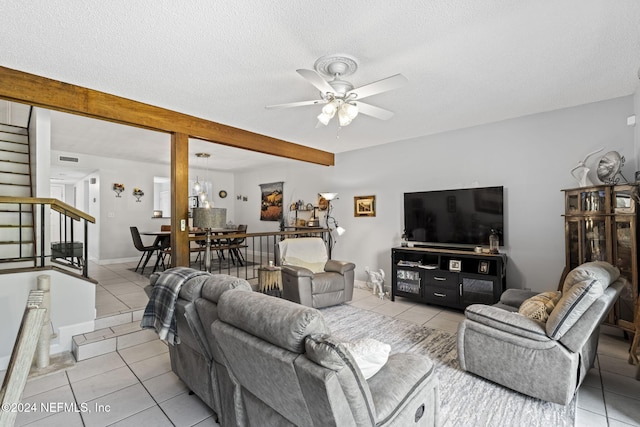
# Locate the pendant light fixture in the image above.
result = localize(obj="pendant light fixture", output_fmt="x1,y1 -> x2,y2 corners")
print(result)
194,152 -> 212,207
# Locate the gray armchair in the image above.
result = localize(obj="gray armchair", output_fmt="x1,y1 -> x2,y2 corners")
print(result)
212,290 -> 439,426
457,261 -> 626,405
278,237 -> 355,308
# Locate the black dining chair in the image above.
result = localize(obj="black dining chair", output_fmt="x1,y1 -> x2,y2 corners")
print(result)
130,226 -> 161,274
227,224 -> 247,266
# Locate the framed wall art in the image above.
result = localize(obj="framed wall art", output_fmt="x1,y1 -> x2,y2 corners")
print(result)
354,195 -> 376,217
259,181 -> 283,221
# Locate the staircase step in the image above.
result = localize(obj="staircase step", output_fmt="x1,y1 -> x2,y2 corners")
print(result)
0,227 -> 34,240
0,171 -> 30,186
0,182 -> 30,186
0,124 -> 28,135
72,314 -> 155,362
0,184 -> 32,197
0,244 -> 34,260
0,257 -> 36,264
0,134 -> 28,145
0,146 -> 28,156
0,158 -> 29,165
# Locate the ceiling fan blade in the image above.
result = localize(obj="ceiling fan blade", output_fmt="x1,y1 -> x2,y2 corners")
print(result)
296,69 -> 335,94
348,73 -> 408,100
355,102 -> 395,120
265,99 -> 327,109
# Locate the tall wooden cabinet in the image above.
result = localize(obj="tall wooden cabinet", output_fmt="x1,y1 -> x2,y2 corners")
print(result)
562,184 -> 639,333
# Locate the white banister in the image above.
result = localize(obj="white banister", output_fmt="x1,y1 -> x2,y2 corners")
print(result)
35,275 -> 52,369
0,290 -> 47,427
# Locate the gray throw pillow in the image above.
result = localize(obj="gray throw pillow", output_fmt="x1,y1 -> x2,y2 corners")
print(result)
546,262 -> 619,339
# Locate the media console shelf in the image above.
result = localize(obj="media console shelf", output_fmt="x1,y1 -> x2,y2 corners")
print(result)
391,247 -> 507,309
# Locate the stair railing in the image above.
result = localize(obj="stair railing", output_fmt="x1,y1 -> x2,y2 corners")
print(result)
0,196 -> 95,277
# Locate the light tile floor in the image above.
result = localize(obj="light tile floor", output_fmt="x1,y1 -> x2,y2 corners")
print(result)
5,261 -> 640,426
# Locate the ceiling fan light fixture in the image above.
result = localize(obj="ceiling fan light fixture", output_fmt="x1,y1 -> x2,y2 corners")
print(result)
317,112 -> 332,126
342,102 -> 358,119
322,99 -> 339,116
338,107 -> 353,126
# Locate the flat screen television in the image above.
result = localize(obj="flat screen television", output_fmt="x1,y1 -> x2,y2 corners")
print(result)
404,186 -> 504,248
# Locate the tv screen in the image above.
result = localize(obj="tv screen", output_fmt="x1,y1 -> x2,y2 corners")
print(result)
404,186 -> 504,247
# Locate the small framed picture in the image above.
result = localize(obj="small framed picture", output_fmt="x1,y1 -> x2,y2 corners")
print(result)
354,195 -> 376,217
478,261 -> 489,274
449,259 -> 461,272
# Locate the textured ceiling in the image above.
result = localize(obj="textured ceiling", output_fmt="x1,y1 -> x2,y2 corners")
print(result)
1,0 -> 640,174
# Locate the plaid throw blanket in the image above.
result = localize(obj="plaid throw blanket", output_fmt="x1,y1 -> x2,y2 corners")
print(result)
140,267 -> 208,345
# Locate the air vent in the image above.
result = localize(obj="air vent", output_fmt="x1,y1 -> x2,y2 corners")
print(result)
59,156 -> 79,163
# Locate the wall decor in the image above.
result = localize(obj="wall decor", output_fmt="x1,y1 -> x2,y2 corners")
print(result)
354,195 -> 376,217
219,190 -> 228,198
133,187 -> 144,202
259,181 -> 283,221
113,183 -> 125,197
449,259 -> 462,272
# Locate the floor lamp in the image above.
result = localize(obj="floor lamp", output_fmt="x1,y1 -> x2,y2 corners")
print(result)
192,207 -> 226,272
319,192 -> 346,258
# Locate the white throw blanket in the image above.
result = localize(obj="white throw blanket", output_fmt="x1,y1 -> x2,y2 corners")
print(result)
278,238 -> 328,273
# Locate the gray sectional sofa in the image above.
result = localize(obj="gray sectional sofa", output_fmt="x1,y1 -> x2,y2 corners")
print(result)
146,268 -> 439,426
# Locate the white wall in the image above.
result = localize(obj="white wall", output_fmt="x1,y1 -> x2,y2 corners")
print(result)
236,96 -> 635,293
234,162 -> 332,232
52,150 -> 236,263
0,270 -> 95,370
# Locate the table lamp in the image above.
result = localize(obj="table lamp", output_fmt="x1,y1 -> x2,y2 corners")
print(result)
192,207 -> 226,272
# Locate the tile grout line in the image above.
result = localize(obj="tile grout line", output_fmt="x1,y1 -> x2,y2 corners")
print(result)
593,354 -> 612,427
114,346 -> 181,426
64,368 -> 87,426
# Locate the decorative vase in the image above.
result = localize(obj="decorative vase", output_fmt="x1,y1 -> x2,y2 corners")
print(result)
489,229 -> 499,254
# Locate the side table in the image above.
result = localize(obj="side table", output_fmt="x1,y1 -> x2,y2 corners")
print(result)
258,266 -> 282,297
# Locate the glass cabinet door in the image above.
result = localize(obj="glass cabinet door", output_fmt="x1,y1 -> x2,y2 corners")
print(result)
613,218 -> 637,325
396,269 -> 421,296
566,219 -> 580,270
566,193 -> 579,214
613,185 -> 637,214
580,189 -> 608,214
582,218 -> 609,263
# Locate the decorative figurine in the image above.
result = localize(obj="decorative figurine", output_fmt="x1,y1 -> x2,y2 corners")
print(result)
570,147 -> 603,187
365,267 -> 386,299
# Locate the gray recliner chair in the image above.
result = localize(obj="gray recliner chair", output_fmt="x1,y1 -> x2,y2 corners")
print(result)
277,237 -> 356,308
212,290 -> 439,426
457,261 -> 626,405
145,269 -> 252,425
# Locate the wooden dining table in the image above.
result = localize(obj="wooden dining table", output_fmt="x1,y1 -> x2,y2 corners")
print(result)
140,228 -> 240,271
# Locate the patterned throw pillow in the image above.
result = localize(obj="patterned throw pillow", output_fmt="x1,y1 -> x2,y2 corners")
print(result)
518,291 -> 562,322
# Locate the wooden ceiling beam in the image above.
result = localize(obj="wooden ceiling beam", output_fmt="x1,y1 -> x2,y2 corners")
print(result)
0,66 -> 334,166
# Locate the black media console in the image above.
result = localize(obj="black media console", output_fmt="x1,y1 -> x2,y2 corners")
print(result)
391,246 -> 507,309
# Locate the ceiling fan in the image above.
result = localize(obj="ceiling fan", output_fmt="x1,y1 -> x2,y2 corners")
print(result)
266,54 -> 408,127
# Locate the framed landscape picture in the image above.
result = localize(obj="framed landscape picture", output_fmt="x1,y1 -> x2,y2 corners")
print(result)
354,195 -> 376,217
